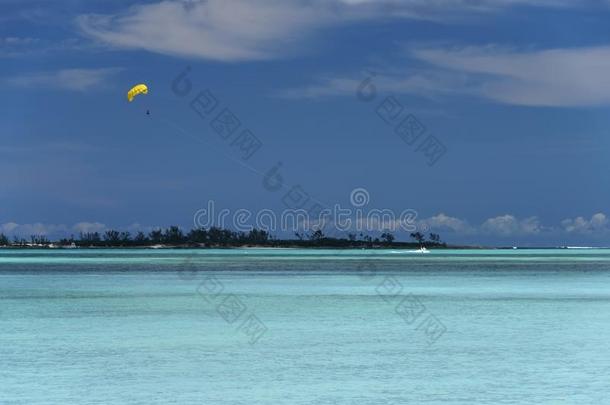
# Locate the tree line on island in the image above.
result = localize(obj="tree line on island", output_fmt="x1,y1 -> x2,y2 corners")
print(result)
0,227 -> 445,249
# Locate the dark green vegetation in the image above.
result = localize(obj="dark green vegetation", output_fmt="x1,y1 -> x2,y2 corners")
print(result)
0,227 -> 448,249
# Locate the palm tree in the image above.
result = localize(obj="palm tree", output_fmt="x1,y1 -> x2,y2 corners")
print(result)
134,232 -> 149,245
104,230 -> 121,243
310,229 -> 325,241
410,232 -> 426,245
163,226 -> 185,244
187,228 -> 208,244
380,232 -> 395,244
149,229 -> 163,244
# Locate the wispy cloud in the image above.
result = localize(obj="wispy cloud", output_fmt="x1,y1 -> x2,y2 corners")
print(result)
5,67 -> 122,91
76,0 -> 590,62
411,45 -> 610,107
0,36 -> 91,58
77,0 -> 335,62
280,43 -> 610,107
274,69 -> 459,100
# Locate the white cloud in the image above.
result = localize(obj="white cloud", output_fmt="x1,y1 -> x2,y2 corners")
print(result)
0,36 -> 89,58
1,213 -> 609,243
409,45 -> 610,106
125,223 -> 158,235
78,0 -> 339,62
1,222 -> 19,233
274,71 -> 457,99
5,68 -> 121,91
481,214 -> 542,236
1,222 -> 68,237
422,213 -> 473,233
427,212 -> 610,239
0,222 -> 168,238
1,37 -> 38,46
282,43 -> 610,106
77,0 -> 587,62
561,213 -> 609,234
72,222 -> 107,234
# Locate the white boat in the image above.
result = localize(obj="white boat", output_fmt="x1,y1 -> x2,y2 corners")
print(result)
390,247 -> 430,254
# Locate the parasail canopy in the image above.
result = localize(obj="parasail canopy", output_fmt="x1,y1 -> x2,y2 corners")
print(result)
127,84 -> 148,102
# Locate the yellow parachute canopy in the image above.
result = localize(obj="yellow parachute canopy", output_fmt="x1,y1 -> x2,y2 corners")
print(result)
127,84 -> 148,102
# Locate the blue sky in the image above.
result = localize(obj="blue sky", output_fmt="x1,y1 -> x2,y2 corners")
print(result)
2,0 -> 610,246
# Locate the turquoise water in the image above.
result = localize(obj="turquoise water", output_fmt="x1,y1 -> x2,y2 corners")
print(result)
1,249 -> 610,404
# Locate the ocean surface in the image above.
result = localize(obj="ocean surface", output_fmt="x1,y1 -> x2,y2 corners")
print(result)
1,248 -> 610,404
